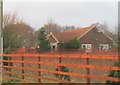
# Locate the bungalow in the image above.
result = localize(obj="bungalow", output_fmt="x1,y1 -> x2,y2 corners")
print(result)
47,24 -> 115,52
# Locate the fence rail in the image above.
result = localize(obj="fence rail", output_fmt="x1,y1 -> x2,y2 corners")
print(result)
1,53 -> 120,83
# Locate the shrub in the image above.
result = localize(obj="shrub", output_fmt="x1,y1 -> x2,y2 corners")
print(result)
3,47 -> 13,70
54,66 -> 70,81
106,62 -> 120,85
58,38 -> 80,49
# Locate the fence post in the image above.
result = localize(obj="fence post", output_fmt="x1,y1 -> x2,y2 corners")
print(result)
85,54 -> 90,84
58,53 -> 62,84
21,56 -> 24,79
38,56 -> 41,83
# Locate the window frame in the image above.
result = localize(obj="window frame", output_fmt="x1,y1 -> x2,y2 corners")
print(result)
99,44 -> 109,51
81,44 -> 92,50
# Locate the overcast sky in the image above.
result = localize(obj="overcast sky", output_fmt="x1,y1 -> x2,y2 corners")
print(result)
3,1 -> 118,32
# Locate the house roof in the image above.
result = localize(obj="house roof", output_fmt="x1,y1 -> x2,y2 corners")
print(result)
47,32 -> 59,43
53,24 -> 96,42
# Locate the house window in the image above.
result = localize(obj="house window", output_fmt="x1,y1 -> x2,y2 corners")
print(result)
81,44 -> 92,50
81,44 -> 92,53
99,44 -> 109,51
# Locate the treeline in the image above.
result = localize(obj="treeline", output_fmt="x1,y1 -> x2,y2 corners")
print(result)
3,13 -> 78,51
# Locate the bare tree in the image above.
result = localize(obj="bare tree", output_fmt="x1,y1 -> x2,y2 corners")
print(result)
43,19 -> 63,34
3,13 -> 22,26
63,25 -> 75,31
3,13 -> 35,49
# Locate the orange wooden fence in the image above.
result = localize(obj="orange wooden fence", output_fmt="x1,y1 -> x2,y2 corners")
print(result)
0,53 -> 120,83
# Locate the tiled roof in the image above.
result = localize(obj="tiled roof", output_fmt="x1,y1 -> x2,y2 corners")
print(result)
54,24 -> 96,42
